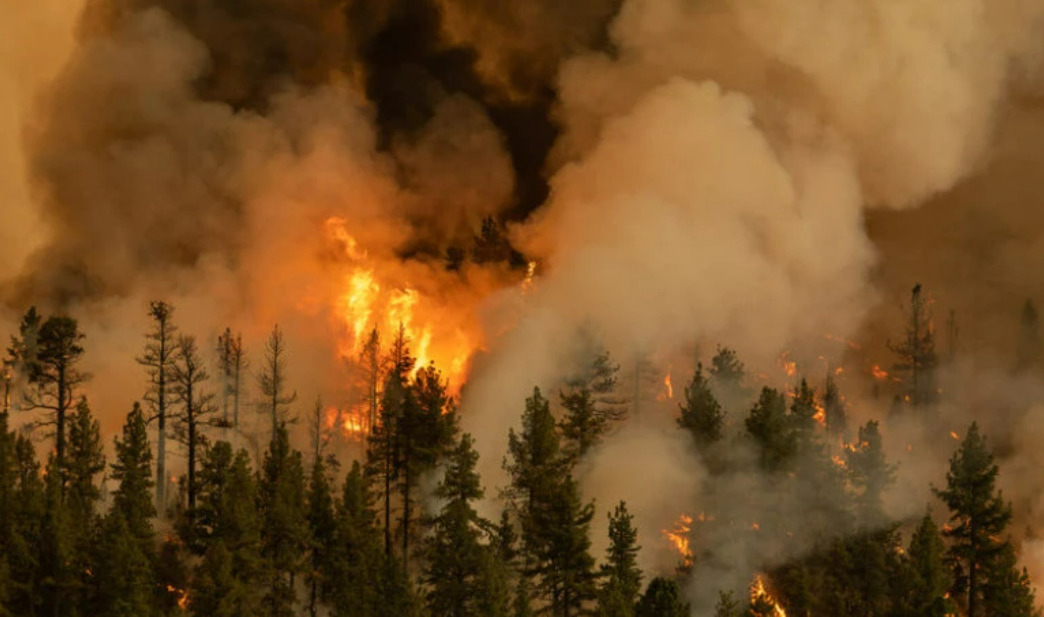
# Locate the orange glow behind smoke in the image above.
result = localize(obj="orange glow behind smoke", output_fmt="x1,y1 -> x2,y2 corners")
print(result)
871,365 -> 889,380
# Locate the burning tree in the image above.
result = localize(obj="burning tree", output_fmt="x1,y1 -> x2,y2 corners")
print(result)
889,283 -> 938,409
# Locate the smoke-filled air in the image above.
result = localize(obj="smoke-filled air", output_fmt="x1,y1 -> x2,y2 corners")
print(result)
4,0 -> 1044,615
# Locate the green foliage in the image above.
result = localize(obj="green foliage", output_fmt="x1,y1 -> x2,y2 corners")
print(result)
110,403 -> 156,554
845,420 -> 896,527
597,501 -> 643,617
635,577 -> 690,617
329,461 -> 383,617
306,452 -> 337,616
822,371 -> 847,438
899,511 -> 954,617
934,422 -> 1013,617
259,423 -> 309,616
559,344 -> 625,463
677,363 -> 725,450
745,387 -> 794,472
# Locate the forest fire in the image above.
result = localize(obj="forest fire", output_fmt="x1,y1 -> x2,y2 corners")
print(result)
663,514 -> 694,567
750,575 -> 787,617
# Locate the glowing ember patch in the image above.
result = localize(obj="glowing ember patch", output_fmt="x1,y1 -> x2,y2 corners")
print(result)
831,454 -> 847,470
750,575 -> 787,617
663,514 -> 694,567
778,352 -> 797,378
949,431 -> 960,441
813,403 -> 826,426
166,585 -> 189,610
871,365 -> 889,380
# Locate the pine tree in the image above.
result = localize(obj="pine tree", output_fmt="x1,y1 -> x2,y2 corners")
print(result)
400,362 -> 455,570
504,388 -> 564,564
635,577 -> 689,617
533,474 -> 598,616
192,447 -> 264,617
92,510 -> 152,617
558,345 -> 625,463
708,346 -> 750,409
789,378 -> 818,450
109,403 -> 155,556
258,423 -> 308,616
845,421 -> 896,528
217,327 -> 245,437
597,501 -> 643,617
1017,299 -> 1040,372
137,300 -> 177,514
306,450 -> 337,617
889,283 -> 938,408
330,461 -> 383,617
4,432 -> 44,615
677,363 -> 725,450
745,387 -> 794,472
981,542 -> 1037,617
934,423 -> 1013,617
424,433 -> 491,616
15,311 -> 87,487
258,325 -> 297,437
822,370 -> 847,438
171,335 -> 217,526
900,511 -> 954,617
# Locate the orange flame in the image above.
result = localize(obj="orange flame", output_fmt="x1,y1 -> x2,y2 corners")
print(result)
663,514 -> 694,567
778,352 -> 797,378
166,585 -> 189,611
949,431 -> 960,441
324,218 -> 477,396
871,365 -> 889,380
750,575 -> 787,617
521,260 -> 538,294
813,403 -> 826,427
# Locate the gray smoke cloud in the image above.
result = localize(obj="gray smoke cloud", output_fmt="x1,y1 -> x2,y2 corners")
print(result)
6,0 -> 1044,611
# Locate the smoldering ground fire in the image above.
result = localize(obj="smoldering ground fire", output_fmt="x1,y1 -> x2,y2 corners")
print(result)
6,0 -> 1044,615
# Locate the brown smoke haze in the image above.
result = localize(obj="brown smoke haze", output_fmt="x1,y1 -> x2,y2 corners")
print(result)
6,0 -> 1044,610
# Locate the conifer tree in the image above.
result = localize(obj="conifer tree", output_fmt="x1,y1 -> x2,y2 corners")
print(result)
192,447 -> 264,617
400,362 -> 455,569
4,432 -> 44,615
788,378 -> 818,450
713,590 -> 741,617
109,403 -> 155,556
330,461 -> 383,617
258,325 -> 297,437
92,510 -> 153,617
424,433 -> 493,616
172,335 -> 217,522
845,421 -> 896,528
745,387 -> 794,472
558,345 -> 624,463
677,363 -> 725,450
934,423 -> 1013,617
822,370 -> 847,438
137,300 -> 177,513
708,345 -> 750,408
306,449 -> 336,617
889,283 -> 938,408
15,311 -> 87,486
217,327 -> 245,437
258,423 -> 308,616
981,542 -> 1037,617
635,578 -> 689,617
597,501 -> 643,617
532,473 -> 598,616
901,511 -> 954,617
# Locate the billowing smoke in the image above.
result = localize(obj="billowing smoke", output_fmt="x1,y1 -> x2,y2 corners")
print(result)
6,0 -> 1044,610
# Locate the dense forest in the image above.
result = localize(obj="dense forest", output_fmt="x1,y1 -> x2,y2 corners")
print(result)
0,285 -> 1039,617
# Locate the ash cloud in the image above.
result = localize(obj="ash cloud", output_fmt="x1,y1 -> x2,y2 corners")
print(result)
6,0 -> 1044,610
